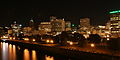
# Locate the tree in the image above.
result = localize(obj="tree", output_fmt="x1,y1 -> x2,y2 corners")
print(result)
59,31 -> 69,45
73,33 -> 87,47
88,34 -> 101,43
73,33 -> 86,41
107,38 -> 120,51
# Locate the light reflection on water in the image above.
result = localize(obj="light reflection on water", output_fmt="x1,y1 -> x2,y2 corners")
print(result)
0,42 -> 73,60
2,42 -> 8,60
45,55 -> 54,60
32,50 -> 37,60
24,49 -> 30,60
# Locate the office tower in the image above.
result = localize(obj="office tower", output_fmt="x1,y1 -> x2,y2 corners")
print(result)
109,10 -> 120,37
29,19 -> 34,30
51,19 -> 65,35
80,18 -> 90,28
39,22 -> 52,32
65,21 -> 71,31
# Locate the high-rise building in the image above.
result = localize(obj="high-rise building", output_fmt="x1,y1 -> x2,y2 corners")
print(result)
109,10 -> 120,37
39,22 -> 52,33
65,21 -> 71,31
80,18 -> 90,28
79,18 -> 91,34
29,19 -> 34,30
106,21 -> 111,29
11,21 -> 22,36
51,19 -> 65,35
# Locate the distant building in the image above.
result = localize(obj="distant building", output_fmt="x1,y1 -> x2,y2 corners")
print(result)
96,25 -> 110,37
71,24 -> 78,32
11,21 -> 22,36
29,19 -> 34,30
0,27 -> 6,36
109,10 -> 120,37
50,16 -> 57,20
106,21 -> 111,29
79,18 -> 91,34
22,27 -> 32,36
80,18 -> 90,28
65,21 -> 71,31
51,19 -> 65,35
38,22 -> 52,34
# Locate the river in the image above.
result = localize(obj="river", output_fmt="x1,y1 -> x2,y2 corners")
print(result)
0,42 -> 78,60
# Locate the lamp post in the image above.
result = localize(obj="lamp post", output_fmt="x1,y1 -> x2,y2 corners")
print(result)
90,43 -> 95,53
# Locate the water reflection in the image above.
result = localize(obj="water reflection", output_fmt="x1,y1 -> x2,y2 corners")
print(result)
24,49 -> 30,60
24,49 -> 37,60
32,50 -> 37,60
9,44 -> 12,60
13,45 -> 16,60
45,55 -> 54,60
2,42 -> 8,60
0,42 -> 73,60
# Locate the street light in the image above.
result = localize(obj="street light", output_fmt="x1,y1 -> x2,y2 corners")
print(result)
91,43 -> 95,47
46,40 -> 49,43
32,39 -> 36,42
24,38 -> 29,41
9,37 -> 12,40
13,37 -> 16,40
107,38 -> 110,41
50,40 -> 54,43
70,42 -> 73,45
90,43 -> 95,53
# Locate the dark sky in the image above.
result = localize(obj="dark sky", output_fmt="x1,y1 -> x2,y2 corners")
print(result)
0,1 -> 120,26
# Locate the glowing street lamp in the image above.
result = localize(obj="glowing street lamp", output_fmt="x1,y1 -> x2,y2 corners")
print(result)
46,40 -> 49,43
13,37 -> 16,40
50,40 -> 54,43
107,38 -> 110,41
90,43 -> 95,47
24,38 -> 29,41
9,37 -> 12,40
69,42 -> 73,45
32,39 -> 36,42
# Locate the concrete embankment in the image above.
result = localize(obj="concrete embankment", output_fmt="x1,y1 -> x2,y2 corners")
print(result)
0,40 -> 120,60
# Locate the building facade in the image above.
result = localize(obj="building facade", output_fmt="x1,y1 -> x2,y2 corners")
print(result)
109,10 -> 120,37
79,18 -> 91,34
38,22 -> 52,34
11,21 -> 22,36
65,21 -> 71,31
51,19 -> 65,35
80,18 -> 90,28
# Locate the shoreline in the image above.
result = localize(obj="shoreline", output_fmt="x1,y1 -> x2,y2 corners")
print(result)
0,39 -> 120,60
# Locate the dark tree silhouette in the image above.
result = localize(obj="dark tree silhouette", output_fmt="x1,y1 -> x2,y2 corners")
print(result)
73,33 -> 87,47
59,31 -> 69,45
88,34 -> 101,43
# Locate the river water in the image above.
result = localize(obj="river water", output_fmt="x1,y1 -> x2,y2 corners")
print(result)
0,42 -> 77,60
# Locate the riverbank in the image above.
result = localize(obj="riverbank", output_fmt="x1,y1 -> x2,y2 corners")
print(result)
0,39 -> 120,60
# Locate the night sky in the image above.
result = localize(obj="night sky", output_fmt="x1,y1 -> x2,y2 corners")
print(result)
0,1 -> 120,26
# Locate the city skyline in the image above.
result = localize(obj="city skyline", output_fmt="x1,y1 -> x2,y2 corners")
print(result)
0,1 -> 120,59
0,1 -> 120,26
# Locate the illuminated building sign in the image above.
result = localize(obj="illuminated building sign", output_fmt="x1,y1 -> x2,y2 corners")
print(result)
109,10 -> 120,14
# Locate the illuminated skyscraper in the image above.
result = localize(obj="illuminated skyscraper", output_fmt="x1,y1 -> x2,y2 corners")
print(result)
109,10 -> 120,37
65,21 -> 71,31
29,19 -> 34,30
39,22 -> 52,32
11,21 -> 22,36
79,18 -> 91,34
51,19 -> 65,35
80,18 -> 90,28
